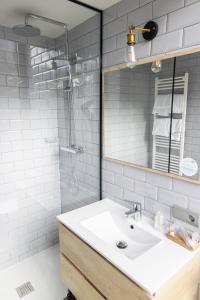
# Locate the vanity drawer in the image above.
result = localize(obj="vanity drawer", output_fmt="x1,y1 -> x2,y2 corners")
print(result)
59,224 -> 151,300
60,254 -> 105,300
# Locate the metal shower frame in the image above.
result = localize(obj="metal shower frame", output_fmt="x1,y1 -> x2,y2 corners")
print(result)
25,13 -> 70,60
67,0 -> 103,200
26,2 -> 103,200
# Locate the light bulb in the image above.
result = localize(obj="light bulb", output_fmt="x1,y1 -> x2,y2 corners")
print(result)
126,44 -> 137,69
151,60 -> 162,73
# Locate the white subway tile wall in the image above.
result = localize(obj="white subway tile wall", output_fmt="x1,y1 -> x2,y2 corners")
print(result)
1,0 -> 200,270
0,31 -> 61,270
117,0 -> 140,17
103,0 -> 200,67
104,66 -> 153,166
0,13 -> 101,270
128,3 -> 153,26
103,0 -> 200,217
153,0 -> 184,19
151,30 -> 183,55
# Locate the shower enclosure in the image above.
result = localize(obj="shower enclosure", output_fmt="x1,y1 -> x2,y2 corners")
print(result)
0,0 -> 101,272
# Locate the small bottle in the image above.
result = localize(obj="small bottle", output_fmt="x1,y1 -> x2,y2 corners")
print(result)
168,222 -> 176,236
154,211 -> 164,231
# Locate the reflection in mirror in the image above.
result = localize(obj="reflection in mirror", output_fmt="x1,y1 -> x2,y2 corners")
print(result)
103,51 -> 200,183
103,58 -> 174,170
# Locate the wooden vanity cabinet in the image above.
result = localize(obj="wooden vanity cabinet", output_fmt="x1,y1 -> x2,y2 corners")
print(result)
59,223 -> 200,300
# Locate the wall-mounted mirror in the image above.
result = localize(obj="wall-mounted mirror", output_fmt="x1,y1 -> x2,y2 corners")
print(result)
103,50 -> 200,183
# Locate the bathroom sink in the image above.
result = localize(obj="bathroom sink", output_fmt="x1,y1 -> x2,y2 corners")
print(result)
81,210 -> 161,260
58,199 -> 196,295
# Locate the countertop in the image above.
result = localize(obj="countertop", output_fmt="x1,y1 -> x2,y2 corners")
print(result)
57,198 -> 200,295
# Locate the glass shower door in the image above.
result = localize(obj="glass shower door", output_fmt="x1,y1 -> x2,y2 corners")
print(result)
57,13 -> 101,212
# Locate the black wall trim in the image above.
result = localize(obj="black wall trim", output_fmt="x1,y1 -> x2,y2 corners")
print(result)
67,0 -> 103,200
99,12 -> 103,200
67,0 -> 102,13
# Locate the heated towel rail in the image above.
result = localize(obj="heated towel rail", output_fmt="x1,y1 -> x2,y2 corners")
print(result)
152,73 -> 189,175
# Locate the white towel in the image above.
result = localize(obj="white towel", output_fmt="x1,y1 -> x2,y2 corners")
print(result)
152,94 -> 184,116
152,118 -> 170,137
173,95 -> 185,114
152,118 -> 182,141
171,119 -> 182,141
152,95 -> 171,116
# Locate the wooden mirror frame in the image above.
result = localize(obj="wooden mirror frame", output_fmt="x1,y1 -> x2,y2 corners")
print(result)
103,45 -> 200,185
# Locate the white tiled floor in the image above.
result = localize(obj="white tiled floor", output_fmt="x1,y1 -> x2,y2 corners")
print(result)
0,245 -> 67,300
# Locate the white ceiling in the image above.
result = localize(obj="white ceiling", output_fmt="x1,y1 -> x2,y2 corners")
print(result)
0,0 -> 121,38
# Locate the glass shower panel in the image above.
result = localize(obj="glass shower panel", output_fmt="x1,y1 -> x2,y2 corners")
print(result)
57,13 -> 100,212
0,36 -> 62,270
0,1 -> 100,273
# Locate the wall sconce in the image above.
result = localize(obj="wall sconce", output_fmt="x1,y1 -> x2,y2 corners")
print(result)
151,59 -> 162,73
126,21 -> 158,69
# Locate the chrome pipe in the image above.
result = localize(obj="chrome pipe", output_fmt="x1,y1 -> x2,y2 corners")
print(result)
26,13 -> 67,28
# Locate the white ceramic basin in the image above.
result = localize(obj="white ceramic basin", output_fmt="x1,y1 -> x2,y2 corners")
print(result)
58,199 -> 194,295
81,210 -> 161,260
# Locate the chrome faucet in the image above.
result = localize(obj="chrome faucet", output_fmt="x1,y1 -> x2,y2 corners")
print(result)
124,200 -> 142,221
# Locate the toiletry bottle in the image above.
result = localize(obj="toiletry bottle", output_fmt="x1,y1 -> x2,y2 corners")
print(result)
154,211 -> 164,231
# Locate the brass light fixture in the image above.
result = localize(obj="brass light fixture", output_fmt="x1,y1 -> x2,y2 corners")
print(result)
126,21 -> 158,69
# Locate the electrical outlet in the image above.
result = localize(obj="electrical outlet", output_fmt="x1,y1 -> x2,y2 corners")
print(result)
171,205 -> 199,228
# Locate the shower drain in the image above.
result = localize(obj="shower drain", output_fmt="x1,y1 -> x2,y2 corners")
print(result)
16,281 -> 35,298
116,240 -> 128,249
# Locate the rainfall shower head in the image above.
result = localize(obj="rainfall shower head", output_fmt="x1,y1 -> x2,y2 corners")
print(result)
13,14 -> 40,37
13,24 -> 40,37
12,13 -> 68,38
